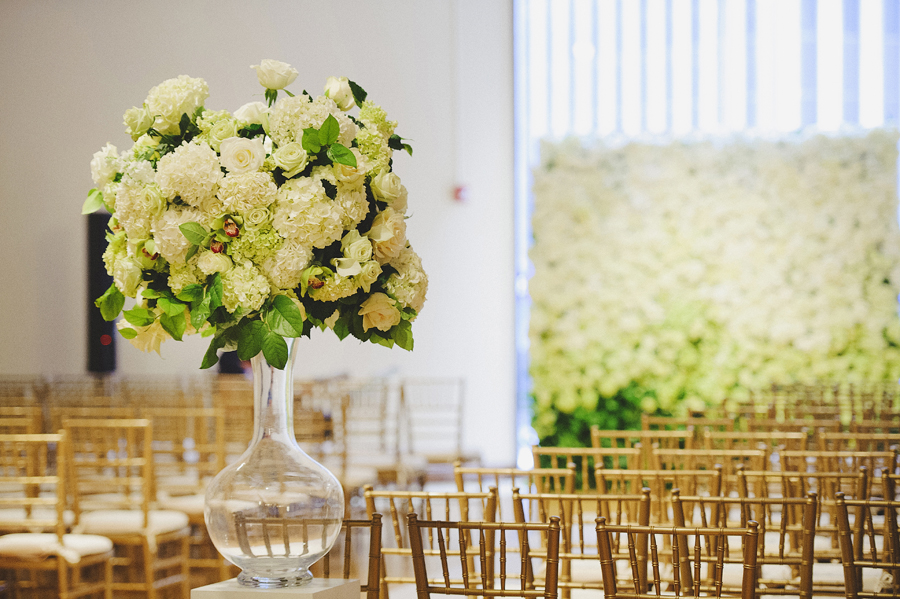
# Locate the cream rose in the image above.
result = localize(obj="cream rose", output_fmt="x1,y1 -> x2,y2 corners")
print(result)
367,207 -> 407,264
273,142 -> 309,178
371,171 -> 403,204
113,256 -> 143,297
219,137 -> 265,174
251,59 -> 298,90
123,105 -> 153,140
358,292 -> 402,332
136,184 -> 166,219
324,76 -> 355,111
243,206 -> 272,229
234,101 -> 267,125
207,119 -> 239,151
197,250 -> 233,276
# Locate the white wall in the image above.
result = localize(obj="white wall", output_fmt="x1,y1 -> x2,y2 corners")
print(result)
0,0 -> 515,465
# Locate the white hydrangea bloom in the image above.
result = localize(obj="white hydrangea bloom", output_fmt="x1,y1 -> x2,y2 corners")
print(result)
336,182 -> 369,229
115,177 -> 160,240
309,272 -> 357,302
145,75 -> 209,135
262,240 -> 313,290
222,261 -> 270,313
90,143 -> 120,190
156,141 -> 222,208
267,94 -> 357,147
385,245 -> 427,314
217,172 -> 278,213
152,206 -> 205,265
272,177 -> 343,248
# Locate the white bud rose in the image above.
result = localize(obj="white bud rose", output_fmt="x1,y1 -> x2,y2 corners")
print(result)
113,256 -> 143,297
123,106 -> 153,140
251,59 -> 298,90
273,142 -> 309,178
342,229 -> 373,262
357,260 -> 382,293
90,144 -> 119,187
219,137 -> 265,174
243,206 -> 271,229
197,251 -> 233,276
371,171 -> 403,203
359,293 -> 402,332
324,76 -> 355,111
234,101 -> 268,125
393,185 -> 408,214
207,119 -> 238,152
137,184 -> 166,219
367,207 -> 407,264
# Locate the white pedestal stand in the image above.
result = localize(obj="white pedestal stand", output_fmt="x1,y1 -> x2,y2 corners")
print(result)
190,579 -> 360,599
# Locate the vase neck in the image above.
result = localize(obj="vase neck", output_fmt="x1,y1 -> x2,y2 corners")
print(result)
250,338 -> 298,445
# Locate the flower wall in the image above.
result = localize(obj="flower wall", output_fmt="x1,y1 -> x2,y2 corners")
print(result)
530,131 -> 900,441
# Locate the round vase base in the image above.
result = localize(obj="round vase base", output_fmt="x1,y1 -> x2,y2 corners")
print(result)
237,569 -> 313,589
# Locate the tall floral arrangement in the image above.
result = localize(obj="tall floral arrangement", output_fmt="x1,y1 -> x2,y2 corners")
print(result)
530,131 -> 900,441
85,59 -> 427,369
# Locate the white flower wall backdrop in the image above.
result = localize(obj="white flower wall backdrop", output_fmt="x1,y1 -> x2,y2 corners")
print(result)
530,130 -> 900,438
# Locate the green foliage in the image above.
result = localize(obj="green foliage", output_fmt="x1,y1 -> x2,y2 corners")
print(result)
348,80 -> 367,107
533,384 -> 646,448
82,189 -> 104,214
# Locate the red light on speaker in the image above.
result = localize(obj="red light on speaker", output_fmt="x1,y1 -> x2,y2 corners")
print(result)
100,334 -> 112,346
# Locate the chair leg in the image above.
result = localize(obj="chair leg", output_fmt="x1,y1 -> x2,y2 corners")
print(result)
144,538 -> 156,599
182,536 -> 191,598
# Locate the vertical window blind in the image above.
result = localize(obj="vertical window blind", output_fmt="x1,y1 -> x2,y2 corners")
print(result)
513,0 -> 900,463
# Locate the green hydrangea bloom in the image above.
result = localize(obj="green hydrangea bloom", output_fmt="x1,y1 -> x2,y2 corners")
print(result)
227,226 -> 283,263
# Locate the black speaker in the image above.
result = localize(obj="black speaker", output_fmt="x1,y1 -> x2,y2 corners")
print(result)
87,212 -> 116,372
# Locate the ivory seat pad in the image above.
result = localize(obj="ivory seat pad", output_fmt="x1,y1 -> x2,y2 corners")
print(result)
0,533 -> 113,564
157,492 -> 205,517
0,508 -> 75,529
78,509 -> 189,537
811,562 -> 884,592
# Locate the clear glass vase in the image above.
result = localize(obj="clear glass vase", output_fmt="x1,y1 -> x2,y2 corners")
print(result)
204,338 -> 345,588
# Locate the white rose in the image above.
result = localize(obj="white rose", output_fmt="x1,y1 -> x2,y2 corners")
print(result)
136,184 -> 166,219
234,101 -> 268,125
371,171 -> 403,204
367,207 -> 407,264
393,185 -> 408,214
358,292 -> 402,332
90,144 -> 119,187
197,250 -> 234,276
219,137 -> 265,174
273,142 -> 309,178
243,206 -> 272,229
123,106 -> 153,140
206,119 -> 239,151
324,76 -> 355,111
113,256 -> 143,297
357,260 -> 382,293
251,59 -> 298,90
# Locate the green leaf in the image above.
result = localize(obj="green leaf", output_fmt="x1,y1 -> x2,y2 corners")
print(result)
185,244 -> 199,262
160,312 -> 186,341
179,222 -> 208,246
284,89 -> 295,97
208,274 -> 224,311
327,143 -> 357,167
393,319 -> 414,351
348,80 -> 368,106
237,320 -> 266,361
333,315 -> 350,341
82,189 -> 105,214
158,296 -> 186,317
265,89 -> 278,107
319,114 -> 340,146
118,327 -> 138,339
95,284 -> 125,322
402,143 -> 413,156
301,127 -> 322,154
265,295 -> 305,337
141,288 -> 163,299
176,284 -> 204,303
191,293 -> 212,329
261,332 -> 288,369
369,333 -> 395,349
122,307 -> 155,327
201,335 -> 226,369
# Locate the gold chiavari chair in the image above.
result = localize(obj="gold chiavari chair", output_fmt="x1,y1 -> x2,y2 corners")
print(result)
118,375 -> 204,409
453,461 -> 574,521
835,486 -> 900,598
704,430 -> 806,469
533,446 -> 642,492
48,407 -> 138,439
407,512 -> 561,599
0,432 -> 114,599
596,517 -> 760,599
591,428 -> 694,470
671,489 -> 818,597
363,486 -> 498,597
850,417 -> 900,435
641,414 -> 734,433
595,466 -> 725,524
781,450 -> 898,499
512,488 -> 651,598
310,513 -> 383,599
650,448 -> 766,486
817,432 -> 900,454
0,375 -> 43,406
140,406 -> 230,586
745,417 -> 844,437
0,406 -> 44,434
64,419 -> 190,599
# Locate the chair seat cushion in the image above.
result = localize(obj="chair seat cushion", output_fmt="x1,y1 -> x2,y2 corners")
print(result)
0,533 -> 113,564
157,493 -> 204,517
78,509 -> 189,537
0,508 -> 75,531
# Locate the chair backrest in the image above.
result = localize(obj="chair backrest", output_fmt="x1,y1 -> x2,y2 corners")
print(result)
513,488 -> 651,594
533,446 -> 641,491
400,377 -> 468,463
407,512 -> 561,599
651,448 -> 766,477
49,406 -> 138,437
745,418 -> 843,435
596,517 -> 760,599
0,432 -> 67,539
672,490 -> 818,598
817,432 -> 900,453
363,486 -> 498,592
591,428 -> 694,469
704,430 -> 807,463
641,414 -> 734,434
63,418 -> 154,523
140,406 -> 225,496
835,485 -> 900,599
595,467 -> 724,523
314,514 -> 383,599
781,450 -> 897,497
0,406 -> 44,434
